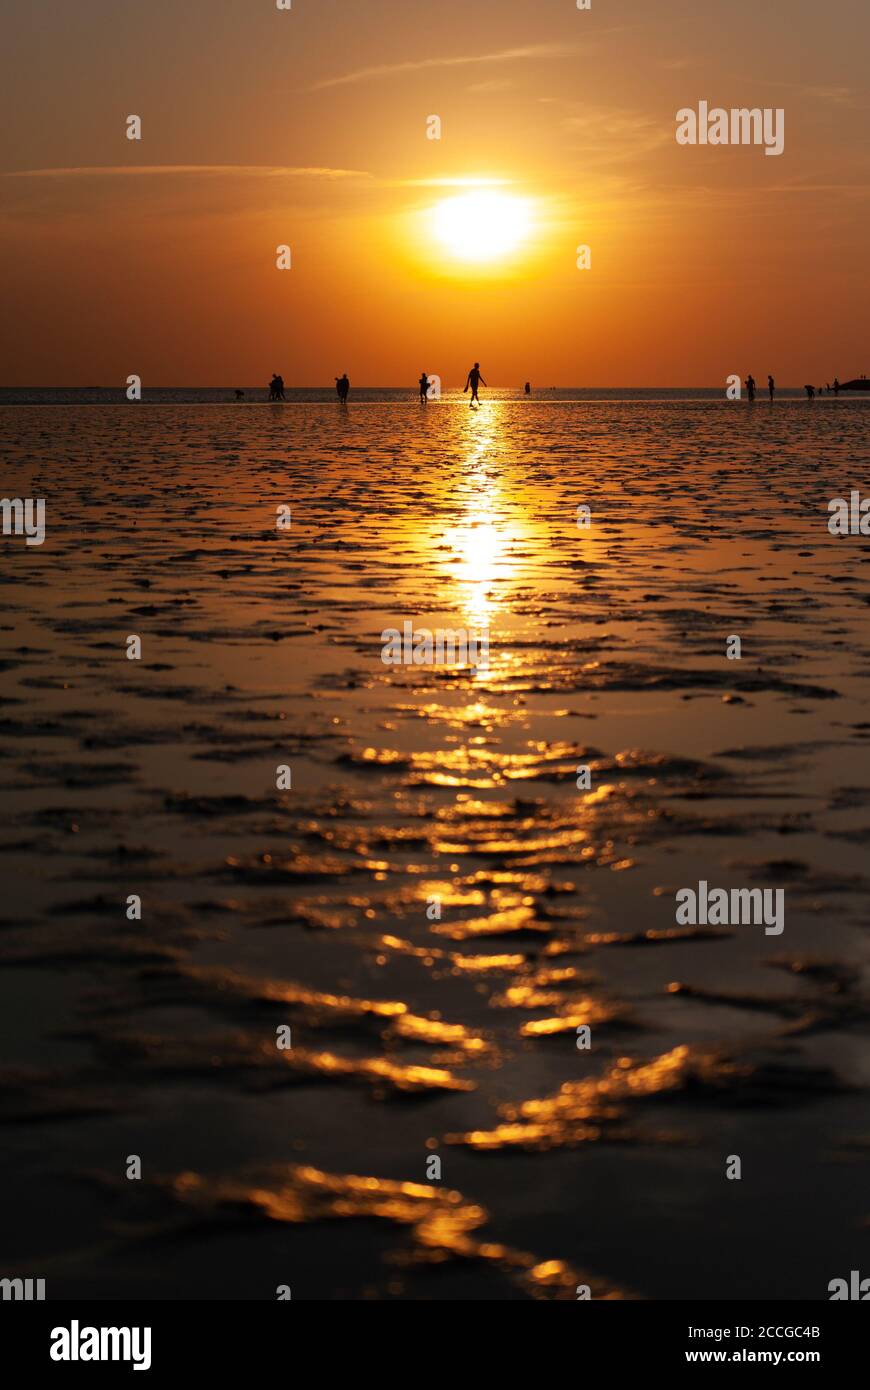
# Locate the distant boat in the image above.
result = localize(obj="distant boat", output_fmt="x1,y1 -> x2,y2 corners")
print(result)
839,377 -> 870,391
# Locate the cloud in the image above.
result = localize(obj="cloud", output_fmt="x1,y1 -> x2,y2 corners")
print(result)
554,103 -> 675,166
465,79 -> 515,94
310,44 -> 574,92
395,176 -> 512,188
765,81 -> 863,108
3,165 -> 371,181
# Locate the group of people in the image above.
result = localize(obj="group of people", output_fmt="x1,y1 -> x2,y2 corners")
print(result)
418,364 -> 488,405
804,379 -> 840,400
267,369 -> 846,406
268,373 -> 350,401
745,374 -> 842,402
265,372 -> 347,400
743,374 -> 772,402
266,363 -> 489,406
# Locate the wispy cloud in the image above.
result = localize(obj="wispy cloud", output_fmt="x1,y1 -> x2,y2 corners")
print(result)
394,176 -> 512,188
3,165 -> 371,181
764,80 -> 863,107
310,44 -> 574,92
547,102 -> 675,167
466,79 -> 515,94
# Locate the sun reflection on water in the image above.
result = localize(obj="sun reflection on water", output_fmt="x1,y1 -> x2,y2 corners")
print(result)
441,406 -> 519,641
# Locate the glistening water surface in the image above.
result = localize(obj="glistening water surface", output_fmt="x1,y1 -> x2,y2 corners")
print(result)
1,399 -> 868,1298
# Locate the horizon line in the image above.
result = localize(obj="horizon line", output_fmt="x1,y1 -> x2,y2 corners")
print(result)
1,385 -> 859,391
2,385 -> 863,397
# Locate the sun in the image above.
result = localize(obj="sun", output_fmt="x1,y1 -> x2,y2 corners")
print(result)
431,190 -> 532,263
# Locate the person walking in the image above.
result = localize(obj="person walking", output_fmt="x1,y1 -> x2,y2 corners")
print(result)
464,362 -> 486,407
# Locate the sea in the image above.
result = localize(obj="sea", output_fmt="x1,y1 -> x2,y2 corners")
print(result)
1,393 -> 868,1299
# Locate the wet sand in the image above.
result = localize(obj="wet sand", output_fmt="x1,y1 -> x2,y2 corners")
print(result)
1,398 -> 869,1299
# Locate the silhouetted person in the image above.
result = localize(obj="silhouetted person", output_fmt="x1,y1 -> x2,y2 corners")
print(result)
419,372 -> 430,403
804,384 -> 815,400
524,381 -> 531,395
834,377 -> 840,396
745,374 -> 756,401
336,375 -> 350,403
768,375 -> 775,402
464,362 -> 486,407
268,374 -> 282,401
275,375 -> 285,400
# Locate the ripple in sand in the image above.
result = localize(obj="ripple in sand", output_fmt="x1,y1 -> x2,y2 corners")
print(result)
130,1163 -> 635,1299
90,1030 -> 475,1097
445,1044 -> 851,1152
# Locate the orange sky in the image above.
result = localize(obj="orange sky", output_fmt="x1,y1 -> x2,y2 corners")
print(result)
1,0 -> 867,386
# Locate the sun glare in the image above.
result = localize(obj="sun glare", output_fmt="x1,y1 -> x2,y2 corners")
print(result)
431,191 -> 532,263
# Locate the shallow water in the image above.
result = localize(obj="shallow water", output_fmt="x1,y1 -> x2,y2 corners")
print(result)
1,399 -> 869,1299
